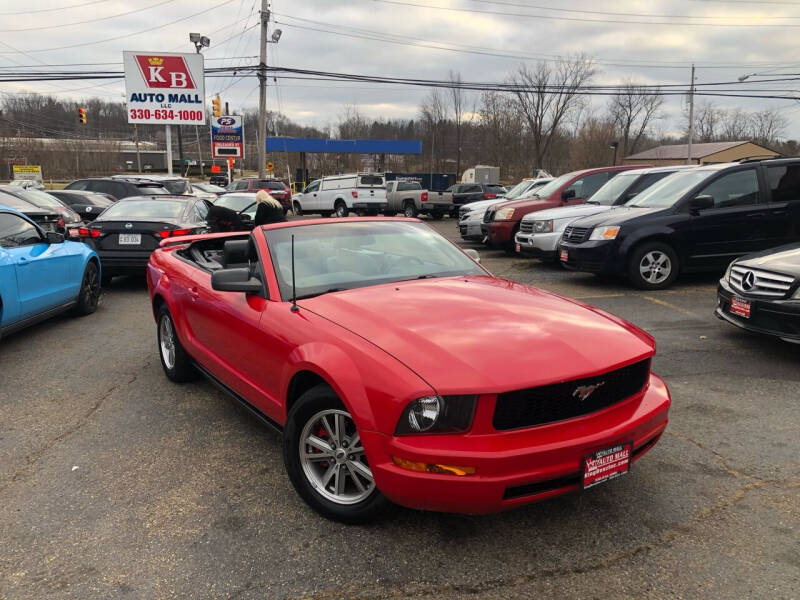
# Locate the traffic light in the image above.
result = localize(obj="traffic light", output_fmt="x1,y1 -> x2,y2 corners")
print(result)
211,96 -> 222,118
78,107 -> 87,124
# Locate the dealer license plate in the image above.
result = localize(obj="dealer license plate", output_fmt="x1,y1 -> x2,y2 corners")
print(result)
515,243 -> 521,253
730,297 -> 751,319
118,233 -> 141,245
560,249 -> 568,262
583,442 -> 632,489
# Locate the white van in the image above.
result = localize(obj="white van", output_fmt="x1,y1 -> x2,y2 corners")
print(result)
293,173 -> 387,217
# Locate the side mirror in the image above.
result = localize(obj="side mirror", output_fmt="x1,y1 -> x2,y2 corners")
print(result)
464,248 -> 481,263
211,268 -> 263,294
561,188 -> 576,201
689,194 -> 714,213
46,231 -> 65,244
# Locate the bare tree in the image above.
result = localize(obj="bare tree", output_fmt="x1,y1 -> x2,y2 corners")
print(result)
719,108 -> 751,140
509,55 -> 596,172
750,108 -> 788,147
608,79 -> 663,158
420,88 -> 447,173
448,71 -> 471,177
688,101 -> 722,142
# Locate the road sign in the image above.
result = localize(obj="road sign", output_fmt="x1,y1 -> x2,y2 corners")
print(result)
123,51 -> 205,125
12,165 -> 42,182
210,115 -> 245,159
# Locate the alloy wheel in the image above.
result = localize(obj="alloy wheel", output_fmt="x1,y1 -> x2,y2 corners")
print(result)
639,251 -> 672,285
82,265 -> 100,309
299,409 -> 375,505
159,315 -> 176,370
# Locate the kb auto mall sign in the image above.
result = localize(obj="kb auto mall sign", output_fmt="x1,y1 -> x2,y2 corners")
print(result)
123,51 -> 205,125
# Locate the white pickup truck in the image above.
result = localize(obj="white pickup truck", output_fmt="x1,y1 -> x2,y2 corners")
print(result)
385,180 -> 454,219
293,173 -> 387,217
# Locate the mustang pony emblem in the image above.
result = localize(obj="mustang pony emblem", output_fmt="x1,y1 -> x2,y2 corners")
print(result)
572,382 -> 605,402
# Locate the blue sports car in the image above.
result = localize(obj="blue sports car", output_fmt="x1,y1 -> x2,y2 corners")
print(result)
0,204 -> 101,340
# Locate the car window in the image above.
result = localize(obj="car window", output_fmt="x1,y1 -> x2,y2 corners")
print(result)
66,180 -> 89,191
304,181 -> 320,193
566,172 -> 609,199
51,192 -> 79,206
99,200 -> 186,219
214,194 -> 256,214
487,184 -> 506,193
257,180 -> 286,190
0,213 -> 42,248
697,169 -> 760,208
627,172 -> 673,197
194,201 -> 209,222
161,180 -> 191,195
359,175 -> 384,186
234,180 -> 249,191
466,186 -> 482,193
766,164 -> 800,203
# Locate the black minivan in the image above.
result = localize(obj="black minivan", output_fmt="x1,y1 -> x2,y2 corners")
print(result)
559,159 -> 800,289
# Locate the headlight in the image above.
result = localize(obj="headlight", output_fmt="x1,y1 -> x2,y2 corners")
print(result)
495,207 -> 515,220
723,261 -> 735,283
532,220 -> 553,233
589,226 -> 620,241
395,395 -> 478,435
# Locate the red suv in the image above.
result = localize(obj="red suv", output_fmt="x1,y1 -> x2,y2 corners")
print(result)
227,178 -> 291,212
482,165 -> 645,250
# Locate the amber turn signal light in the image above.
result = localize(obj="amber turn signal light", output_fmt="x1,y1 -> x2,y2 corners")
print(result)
392,456 -> 476,476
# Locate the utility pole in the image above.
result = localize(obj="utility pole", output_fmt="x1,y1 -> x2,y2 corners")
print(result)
686,64 -> 695,166
134,123 -> 142,173
257,0 -> 269,178
195,126 -> 204,177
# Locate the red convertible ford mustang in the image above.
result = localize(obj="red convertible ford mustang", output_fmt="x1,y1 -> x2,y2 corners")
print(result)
147,218 -> 670,522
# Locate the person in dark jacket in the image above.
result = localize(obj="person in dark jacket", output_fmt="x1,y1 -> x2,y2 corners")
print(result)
254,189 -> 287,226
206,201 -> 245,232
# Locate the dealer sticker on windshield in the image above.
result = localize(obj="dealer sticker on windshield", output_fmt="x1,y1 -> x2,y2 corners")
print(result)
582,442 -> 632,489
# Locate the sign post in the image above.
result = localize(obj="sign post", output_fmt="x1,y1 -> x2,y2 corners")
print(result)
123,51 -> 206,175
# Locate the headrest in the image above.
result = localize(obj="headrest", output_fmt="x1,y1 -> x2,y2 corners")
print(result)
223,239 -> 252,266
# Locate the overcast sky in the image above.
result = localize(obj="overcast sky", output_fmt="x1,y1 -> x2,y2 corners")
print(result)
4,0 -> 800,139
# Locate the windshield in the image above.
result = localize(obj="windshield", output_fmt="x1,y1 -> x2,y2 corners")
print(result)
588,173 -> 640,206
628,170 -> 714,208
0,191 -> 37,211
264,221 -> 485,301
524,173 -> 572,199
215,194 -> 256,215
196,183 -> 225,193
100,199 -> 185,219
12,189 -> 65,210
161,180 -> 191,195
136,184 -> 170,195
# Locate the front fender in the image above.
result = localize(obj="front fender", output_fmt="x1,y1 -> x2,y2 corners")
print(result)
618,226 -> 677,258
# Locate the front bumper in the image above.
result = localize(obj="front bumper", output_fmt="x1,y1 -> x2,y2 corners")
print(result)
362,374 -> 670,514
459,219 -> 484,240
484,220 -> 518,247
558,239 -> 622,275
715,280 -> 800,343
515,230 -> 561,260
421,203 -> 455,212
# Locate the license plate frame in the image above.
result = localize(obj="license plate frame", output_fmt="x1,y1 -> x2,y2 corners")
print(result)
560,249 -> 568,262
730,297 -> 751,319
515,243 -> 521,253
118,233 -> 141,245
582,441 -> 632,489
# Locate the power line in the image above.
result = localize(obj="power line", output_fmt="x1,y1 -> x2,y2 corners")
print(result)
0,0 -> 113,15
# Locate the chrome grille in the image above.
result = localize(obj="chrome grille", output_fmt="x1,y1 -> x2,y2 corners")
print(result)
519,221 -> 533,234
458,206 -> 469,219
562,226 -> 590,243
730,265 -> 795,298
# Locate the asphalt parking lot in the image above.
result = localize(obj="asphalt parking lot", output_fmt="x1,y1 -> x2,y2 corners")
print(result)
1,216 -> 798,599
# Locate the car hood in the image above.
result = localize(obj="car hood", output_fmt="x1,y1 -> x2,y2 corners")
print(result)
570,206 -> 666,229
299,275 -> 654,393
522,203 -> 613,222
736,242 -> 800,276
462,199 -> 501,213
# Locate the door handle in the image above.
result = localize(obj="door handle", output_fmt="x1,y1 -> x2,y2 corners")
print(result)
189,286 -> 200,300
17,257 -> 29,266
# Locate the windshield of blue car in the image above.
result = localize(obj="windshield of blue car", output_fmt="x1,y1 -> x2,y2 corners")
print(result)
99,199 -> 186,219
627,170 -> 715,208
264,221 -> 485,301
588,173 -> 640,206
524,173 -> 572,199
214,194 -> 256,216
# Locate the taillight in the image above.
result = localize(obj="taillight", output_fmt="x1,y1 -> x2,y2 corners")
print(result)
484,193 -> 497,199
79,227 -> 100,238
351,190 -> 358,199
157,228 -> 193,239
57,216 -> 65,229
421,191 -> 428,202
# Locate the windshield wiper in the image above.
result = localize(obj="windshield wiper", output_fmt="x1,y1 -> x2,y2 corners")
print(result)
586,200 -> 600,205
295,287 -> 349,300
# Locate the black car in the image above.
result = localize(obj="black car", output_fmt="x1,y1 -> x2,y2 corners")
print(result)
0,186 -> 83,238
0,190 -> 62,233
65,177 -> 170,200
81,195 -> 209,283
448,183 -> 507,206
559,159 -> 800,289
716,243 -> 800,343
49,190 -> 116,222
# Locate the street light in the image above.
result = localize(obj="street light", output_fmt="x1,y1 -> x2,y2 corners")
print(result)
190,32 -> 210,53
269,29 -> 282,43
609,141 -> 619,166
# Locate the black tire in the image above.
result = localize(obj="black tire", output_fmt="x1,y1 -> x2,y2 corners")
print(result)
73,261 -> 101,316
504,225 -> 520,254
628,241 -> 680,290
334,201 -> 349,218
431,211 -> 444,220
156,304 -> 195,383
293,201 -> 303,216
283,384 -> 388,523
403,202 -> 418,218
